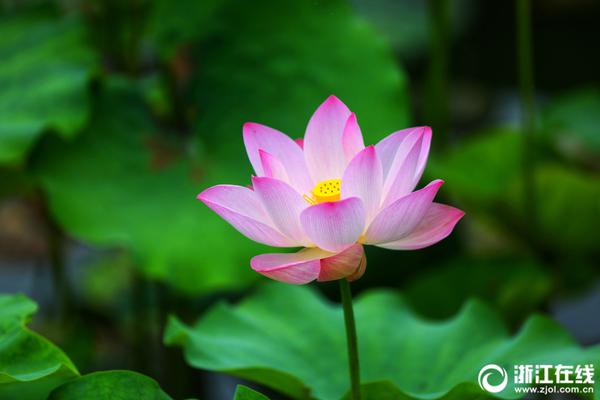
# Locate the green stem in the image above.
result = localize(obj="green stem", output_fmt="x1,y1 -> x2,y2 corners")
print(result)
516,0 -> 537,234
339,279 -> 361,400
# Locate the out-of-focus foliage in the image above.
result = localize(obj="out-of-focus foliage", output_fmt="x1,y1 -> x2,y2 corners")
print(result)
0,294 -> 78,400
350,0 -> 470,58
351,0 -> 430,56
427,127 -> 521,206
403,257 -> 551,322
144,0 -> 224,57
32,80 -> 260,295
541,87 -> 600,163
165,283 -> 600,400
79,252 -> 134,311
0,9 -> 93,165
47,370 -> 172,400
28,0 -> 411,295
428,127 -> 600,257
512,164 -> 600,255
189,0 -> 409,155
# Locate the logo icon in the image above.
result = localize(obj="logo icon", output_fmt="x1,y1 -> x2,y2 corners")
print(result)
479,364 -> 508,393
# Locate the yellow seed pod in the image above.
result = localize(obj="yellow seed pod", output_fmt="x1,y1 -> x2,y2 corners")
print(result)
312,179 -> 341,203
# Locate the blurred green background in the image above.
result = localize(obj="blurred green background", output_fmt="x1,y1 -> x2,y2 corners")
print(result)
0,0 -> 599,398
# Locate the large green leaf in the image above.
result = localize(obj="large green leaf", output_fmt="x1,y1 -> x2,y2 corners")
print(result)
47,370 -> 171,400
0,294 -> 79,400
0,10 -> 94,165
165,283 -> 599,400
190,0 -> 409,157
1,294 -> 173,399
32,80 -> 261,295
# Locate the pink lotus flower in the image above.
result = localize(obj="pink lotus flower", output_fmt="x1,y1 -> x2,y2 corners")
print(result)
198,96 -> 464,284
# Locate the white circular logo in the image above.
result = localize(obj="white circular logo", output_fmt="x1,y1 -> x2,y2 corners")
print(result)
478,364 -> 508,393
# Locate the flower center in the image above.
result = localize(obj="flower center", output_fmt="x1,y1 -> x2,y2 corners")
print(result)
304,179 -> 341,204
